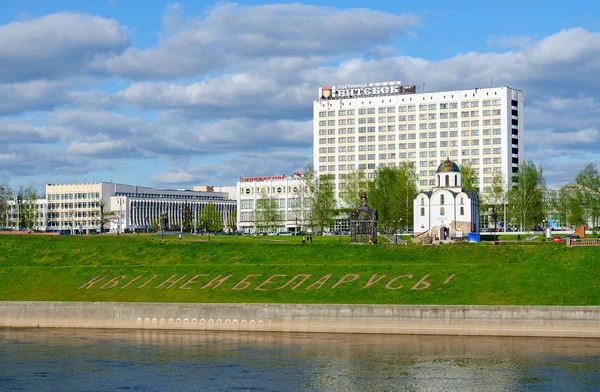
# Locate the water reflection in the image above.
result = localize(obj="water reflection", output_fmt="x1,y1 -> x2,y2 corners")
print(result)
1,329 -> 599,391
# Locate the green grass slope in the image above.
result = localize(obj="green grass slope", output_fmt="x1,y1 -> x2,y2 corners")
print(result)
0,235 -> 598,306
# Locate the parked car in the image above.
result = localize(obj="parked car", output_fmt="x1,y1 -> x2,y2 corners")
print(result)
279,232 -> 292,236
561,234 -> 580,242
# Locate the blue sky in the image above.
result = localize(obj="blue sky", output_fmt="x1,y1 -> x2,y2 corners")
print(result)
1,0 -> 599,191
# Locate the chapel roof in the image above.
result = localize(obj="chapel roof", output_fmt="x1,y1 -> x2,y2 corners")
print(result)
435,157 -> 461,173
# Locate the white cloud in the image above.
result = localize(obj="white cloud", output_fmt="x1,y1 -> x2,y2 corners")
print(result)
2,3 -> 600,190
67,134 -> 139,157
0,80 -> 70,115
92,3 -> 419,79
149,150 -> 311,186
0,13 -> 129,83
0,119 -> 69,144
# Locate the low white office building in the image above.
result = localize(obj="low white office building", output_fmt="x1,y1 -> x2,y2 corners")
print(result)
237,173 -> 310,234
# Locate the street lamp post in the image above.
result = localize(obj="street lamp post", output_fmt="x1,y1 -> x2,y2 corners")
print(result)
15,196 -> 20,231
503,192 -> 507,233
116,198 -> 125,235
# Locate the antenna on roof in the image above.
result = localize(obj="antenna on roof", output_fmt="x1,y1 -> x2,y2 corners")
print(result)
422,82 -> 425,93
490,76 -> 493,87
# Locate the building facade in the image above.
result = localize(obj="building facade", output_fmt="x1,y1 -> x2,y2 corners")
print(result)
6,182 -> 236,233
237,174 -> 310,234
314,82 -> 524,199
4,197 -> 47,231
414,158 -> 479,239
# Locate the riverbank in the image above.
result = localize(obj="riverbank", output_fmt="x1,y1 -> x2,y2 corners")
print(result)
1,234 -> 599,305
1,302 -> 598,338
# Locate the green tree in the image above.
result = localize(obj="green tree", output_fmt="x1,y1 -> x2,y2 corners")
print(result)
17,186 -> 41,230
367,164 -> 417,233
254,195 -> 282,233
460,162 -> 479,191
97,200 -> 114,233
551,163 -> 600,228
198,203 -> 223,232
507,160 -> 546,230
574,163 -> 600,227
227,207 -> 238,231
149,216 -> 160,232
481,172 -> 506,230
182,202 -> 193,231
0,181 -> 13,227
339,169 -> 367,212
305,165 -> 337,233
551,185 -> 582,228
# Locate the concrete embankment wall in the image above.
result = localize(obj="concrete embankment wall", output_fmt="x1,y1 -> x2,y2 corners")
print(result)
1,302 -> 598,338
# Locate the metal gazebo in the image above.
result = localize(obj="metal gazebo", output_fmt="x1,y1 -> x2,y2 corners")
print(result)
349,193 -> 378,244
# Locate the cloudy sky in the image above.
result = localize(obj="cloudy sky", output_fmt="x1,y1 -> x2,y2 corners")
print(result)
1,0 -> 599,191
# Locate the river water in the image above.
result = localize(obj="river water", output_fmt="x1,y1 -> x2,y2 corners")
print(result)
1,328 -> 599,391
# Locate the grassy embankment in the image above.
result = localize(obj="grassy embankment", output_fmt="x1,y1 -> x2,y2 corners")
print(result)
0,234 -> 598,306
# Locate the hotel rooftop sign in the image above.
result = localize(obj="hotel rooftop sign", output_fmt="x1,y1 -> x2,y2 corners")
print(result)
319,81 -> 416,100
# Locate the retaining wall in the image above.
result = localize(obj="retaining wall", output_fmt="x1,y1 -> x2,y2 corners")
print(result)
2,302 -> 599,337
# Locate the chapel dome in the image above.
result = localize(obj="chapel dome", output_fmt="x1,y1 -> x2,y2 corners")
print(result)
436,157 -> 461,173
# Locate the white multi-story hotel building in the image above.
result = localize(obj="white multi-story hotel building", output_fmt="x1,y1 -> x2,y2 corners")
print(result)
313,82 -> 524,201
237,173 -> 310,234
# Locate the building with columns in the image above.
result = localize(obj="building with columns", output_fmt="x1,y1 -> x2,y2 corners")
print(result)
5,182 -> 236,234
413,158 -> 479,240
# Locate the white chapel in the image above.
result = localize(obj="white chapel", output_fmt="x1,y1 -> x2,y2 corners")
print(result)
413,158 -> 480,240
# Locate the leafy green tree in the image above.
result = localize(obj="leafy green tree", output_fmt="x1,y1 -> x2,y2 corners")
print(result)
574,163 -> 600,227
460,162 -> 479,191
551,185 -> 583,227
305,165 -> 337,233
367,163 -> 417,233
481,172 -> 506,230
227,207 -> 238,231
198,203 -> 223,232
339,169 -> 367,211
507,160 -> 546,230
149,216 -> 160,232
182,202 -> 193,231
0,181 -> 13,227
17,186 -> 41,229
551,163 -> 600,228
254,195 -> 282,233
97,200 -> 114,233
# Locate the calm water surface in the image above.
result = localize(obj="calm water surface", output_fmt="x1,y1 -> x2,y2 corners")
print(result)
0,328 -> 599,391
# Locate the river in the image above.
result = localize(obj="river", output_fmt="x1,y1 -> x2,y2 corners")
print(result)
1,328 -> 599,391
